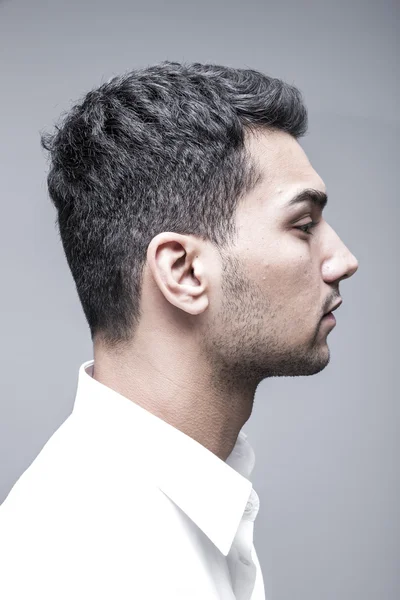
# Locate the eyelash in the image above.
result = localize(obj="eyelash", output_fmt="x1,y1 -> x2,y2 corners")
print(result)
295,221 -> 319,236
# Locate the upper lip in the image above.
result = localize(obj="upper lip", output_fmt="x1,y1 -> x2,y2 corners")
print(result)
325,299 -> 342,315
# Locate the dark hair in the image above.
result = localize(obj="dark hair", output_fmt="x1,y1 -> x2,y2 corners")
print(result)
40,61 -> 308,352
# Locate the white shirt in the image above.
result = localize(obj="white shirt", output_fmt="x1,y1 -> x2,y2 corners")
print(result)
0,359 -> 266,599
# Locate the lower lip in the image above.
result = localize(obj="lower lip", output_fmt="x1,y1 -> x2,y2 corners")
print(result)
322,312 -> 336,324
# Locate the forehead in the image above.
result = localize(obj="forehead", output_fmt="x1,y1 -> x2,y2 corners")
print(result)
246,128 -> 326,197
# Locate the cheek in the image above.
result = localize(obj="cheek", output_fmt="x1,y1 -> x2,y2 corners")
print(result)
243,239 -> 315,298
262,252 -> 311,285
261,256 -> 316,312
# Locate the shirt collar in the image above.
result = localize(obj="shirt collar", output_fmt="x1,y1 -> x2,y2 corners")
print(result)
71,359 -> 259,556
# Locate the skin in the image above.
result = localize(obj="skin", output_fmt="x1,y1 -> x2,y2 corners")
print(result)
93,128 -> 359,462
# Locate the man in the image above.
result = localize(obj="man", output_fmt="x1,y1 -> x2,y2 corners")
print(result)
0,61 -> 358,599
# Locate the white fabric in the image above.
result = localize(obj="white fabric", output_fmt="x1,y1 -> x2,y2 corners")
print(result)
0,359 -> 266,599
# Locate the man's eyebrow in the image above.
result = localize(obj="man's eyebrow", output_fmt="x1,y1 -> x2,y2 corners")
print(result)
284,188 -> 328,210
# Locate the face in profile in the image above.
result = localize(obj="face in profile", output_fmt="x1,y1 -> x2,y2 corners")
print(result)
197,128 -> 359,385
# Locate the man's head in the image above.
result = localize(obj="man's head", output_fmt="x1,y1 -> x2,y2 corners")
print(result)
41,61 -> 358,386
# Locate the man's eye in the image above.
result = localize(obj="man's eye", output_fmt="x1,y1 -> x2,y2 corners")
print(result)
295,221 -> 319,236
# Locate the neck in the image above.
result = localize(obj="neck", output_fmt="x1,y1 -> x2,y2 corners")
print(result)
92,340 -> 256,462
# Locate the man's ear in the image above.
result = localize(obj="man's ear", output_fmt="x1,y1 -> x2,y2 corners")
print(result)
146,232 -> 209,316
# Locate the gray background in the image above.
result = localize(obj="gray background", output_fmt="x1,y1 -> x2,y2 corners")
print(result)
0,0 -> 398,598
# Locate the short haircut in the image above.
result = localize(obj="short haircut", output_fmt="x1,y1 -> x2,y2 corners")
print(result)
41,60 -> 308,352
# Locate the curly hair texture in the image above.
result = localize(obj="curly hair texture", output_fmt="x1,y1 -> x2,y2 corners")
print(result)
41,61 -> 308,352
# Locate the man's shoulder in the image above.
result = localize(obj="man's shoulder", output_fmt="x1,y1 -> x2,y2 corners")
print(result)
0,415 -> 224,599
0,410 -> 161,518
